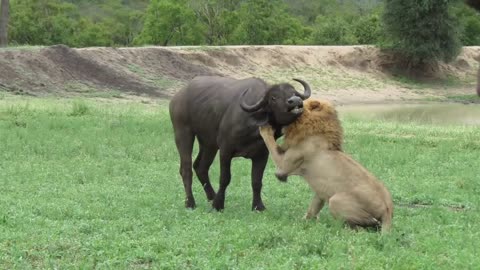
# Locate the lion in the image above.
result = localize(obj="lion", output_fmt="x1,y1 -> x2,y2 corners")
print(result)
259,98 -> 393,233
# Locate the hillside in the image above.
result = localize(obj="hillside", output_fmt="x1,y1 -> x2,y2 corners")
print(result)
1,45 -> 479,104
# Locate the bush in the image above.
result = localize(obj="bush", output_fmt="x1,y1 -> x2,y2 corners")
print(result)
382,0 -> 462,71
353,11 -> 383,45
310,16 -> 357,45
453,3 -> 480,45
135,0 -> 204,46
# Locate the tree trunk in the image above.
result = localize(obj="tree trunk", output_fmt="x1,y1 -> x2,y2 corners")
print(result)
0,0 -> 9,47
466,0 -> 480,11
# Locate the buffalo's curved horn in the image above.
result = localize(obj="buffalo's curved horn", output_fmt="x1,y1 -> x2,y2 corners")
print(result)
239,88 -> 267,112
293,78 -> 311,100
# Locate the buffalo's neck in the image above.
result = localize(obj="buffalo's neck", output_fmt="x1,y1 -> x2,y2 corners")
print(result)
268,122 -> 284,139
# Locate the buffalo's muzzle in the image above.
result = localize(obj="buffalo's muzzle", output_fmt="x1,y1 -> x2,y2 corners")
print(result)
287,96 -> 303,114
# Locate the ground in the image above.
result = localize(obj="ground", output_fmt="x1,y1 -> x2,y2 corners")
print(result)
0,98 -> 479,269
1,45 -> 480,268
1,45 -> 480,104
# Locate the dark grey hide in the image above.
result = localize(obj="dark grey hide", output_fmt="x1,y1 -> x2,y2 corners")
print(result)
169,76 -> 311,211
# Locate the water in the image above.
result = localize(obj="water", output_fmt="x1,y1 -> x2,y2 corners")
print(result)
337,103 -> 480,126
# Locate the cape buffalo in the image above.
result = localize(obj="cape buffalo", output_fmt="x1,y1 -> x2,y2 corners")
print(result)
169,76 -> 311,211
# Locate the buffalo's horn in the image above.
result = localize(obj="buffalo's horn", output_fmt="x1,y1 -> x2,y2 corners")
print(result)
293,78 -> 311,100
239,88 -> 267,112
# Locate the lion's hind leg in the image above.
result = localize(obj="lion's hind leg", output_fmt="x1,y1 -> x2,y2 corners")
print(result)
328,192 -> 382,231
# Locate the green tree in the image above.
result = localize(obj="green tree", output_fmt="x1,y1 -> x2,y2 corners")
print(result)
0,0 -> 9,47
189,0 -> 241,45
232,0 -> 307,45
97,0 -> 144,46
311,16 -> 357,45
453,2 -> 480,45
136,0 -> 204,46
382,0 -> 462,71
353,9 -> 383,45
9,0 -> 79,45
71,18 -> 112,47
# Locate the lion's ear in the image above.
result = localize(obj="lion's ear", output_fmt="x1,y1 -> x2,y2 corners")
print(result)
308,100 -> 322,111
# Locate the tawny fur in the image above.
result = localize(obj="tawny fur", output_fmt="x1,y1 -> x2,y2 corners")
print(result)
259,98 -> 394,233
283,99 -> 343,151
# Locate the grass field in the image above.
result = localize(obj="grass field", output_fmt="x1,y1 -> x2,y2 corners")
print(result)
1,97 -> 479,269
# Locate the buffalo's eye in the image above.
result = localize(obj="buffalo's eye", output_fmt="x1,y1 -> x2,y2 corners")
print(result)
271,97 -> 276,103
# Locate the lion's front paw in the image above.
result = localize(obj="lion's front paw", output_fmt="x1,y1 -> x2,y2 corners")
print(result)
259,125 -> 274,138
303,213 -> 318,220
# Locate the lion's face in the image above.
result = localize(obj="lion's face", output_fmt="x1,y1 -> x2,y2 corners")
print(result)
283,98 -> 343,151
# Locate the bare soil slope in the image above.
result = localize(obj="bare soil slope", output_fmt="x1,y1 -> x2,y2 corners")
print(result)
1,45 -> 479,104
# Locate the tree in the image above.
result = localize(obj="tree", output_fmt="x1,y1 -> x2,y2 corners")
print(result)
0,0 -> 9,47
189,0 -> 241,45
453,2 -> 480,45
231,0 -> 308,45
466,0 -> 480,11
311,16 -> 357,45
382,0 -> 462,73
135,0 -> 204,46
9,0 -> 78,46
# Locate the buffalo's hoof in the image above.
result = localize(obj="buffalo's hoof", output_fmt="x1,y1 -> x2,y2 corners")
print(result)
185,199 -> 196,209
275,172 -> 288,182
211,199 -> 225,212
252,203 -> 266,212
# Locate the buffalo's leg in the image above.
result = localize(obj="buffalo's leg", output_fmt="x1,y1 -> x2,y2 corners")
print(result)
212,151 -> 232,211
173,126 -> 196,209
193,143 -> 217,201
251,154 -> 268,211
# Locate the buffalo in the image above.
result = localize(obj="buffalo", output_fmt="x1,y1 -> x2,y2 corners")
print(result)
169,76 -> 311,211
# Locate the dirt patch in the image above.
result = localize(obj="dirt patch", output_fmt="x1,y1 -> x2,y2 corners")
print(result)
42,45 -> 164,97
0,45 -> 220,98
0,45 -> 479,103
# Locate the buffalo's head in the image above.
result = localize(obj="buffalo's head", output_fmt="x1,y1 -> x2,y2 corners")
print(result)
240,78 -> 311,126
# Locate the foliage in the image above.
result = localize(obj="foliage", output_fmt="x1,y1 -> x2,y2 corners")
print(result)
310,16 -> 358,45
230,0 -> 308,45
3,0 -> 480,47
188,0 -> 241,45
353,8 -> 384,45
135,0 -> 204,46
382,0 -> 462,70
453,1 -> 480,46
9,0 -> 78,45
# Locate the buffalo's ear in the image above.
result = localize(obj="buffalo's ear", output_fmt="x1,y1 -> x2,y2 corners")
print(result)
252,111 -> 269,126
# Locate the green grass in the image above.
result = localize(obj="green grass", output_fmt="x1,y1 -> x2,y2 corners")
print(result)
64,83 -> 125,99
445,94 -> 480,104
258,67 -> 390,91
390,73 -> 473,90
0,45 -> 46,51
1,98 -> 479,269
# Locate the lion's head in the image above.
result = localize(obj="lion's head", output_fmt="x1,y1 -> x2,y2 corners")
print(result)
283,98 -> 343,151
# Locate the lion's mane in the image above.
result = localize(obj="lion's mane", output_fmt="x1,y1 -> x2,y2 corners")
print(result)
283,98 -> 343,151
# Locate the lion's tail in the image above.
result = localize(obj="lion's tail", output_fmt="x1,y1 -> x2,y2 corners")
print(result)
381,197 -> 394,234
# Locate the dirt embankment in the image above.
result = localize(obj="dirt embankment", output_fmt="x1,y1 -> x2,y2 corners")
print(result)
1,44 -> 479,104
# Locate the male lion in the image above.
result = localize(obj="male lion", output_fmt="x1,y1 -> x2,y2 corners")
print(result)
259,98 -> 393,233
